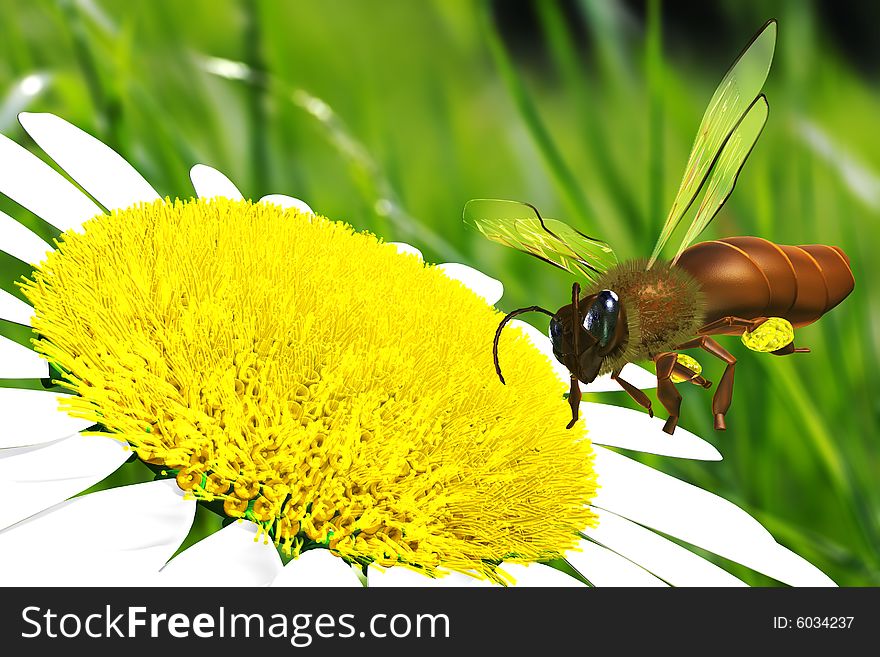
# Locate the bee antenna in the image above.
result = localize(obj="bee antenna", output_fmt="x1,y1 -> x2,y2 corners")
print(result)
493,306 -> 555,385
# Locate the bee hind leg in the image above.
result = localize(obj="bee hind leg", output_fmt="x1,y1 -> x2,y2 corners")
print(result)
654,353 -> 681,435
674,336 -> 736,431
770,342 -> 811,356
698,316 -> 767,335
672,362 -> 712,389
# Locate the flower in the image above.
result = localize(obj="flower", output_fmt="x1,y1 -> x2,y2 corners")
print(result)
0,113 -> 834,587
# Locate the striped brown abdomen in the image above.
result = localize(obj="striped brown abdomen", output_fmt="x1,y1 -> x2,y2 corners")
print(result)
675,236 -> 854,330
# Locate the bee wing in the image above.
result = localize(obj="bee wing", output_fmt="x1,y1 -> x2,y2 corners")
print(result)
647,20 -> 776,268
672,95 -> 769,263
463,198 -> 617,284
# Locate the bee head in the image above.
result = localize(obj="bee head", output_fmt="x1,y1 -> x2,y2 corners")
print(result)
549,289 -> 628,384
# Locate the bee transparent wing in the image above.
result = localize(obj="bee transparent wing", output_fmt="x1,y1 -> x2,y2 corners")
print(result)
672,95 -> 769,263
648,20 -> 776,268
463,198 -> 617,284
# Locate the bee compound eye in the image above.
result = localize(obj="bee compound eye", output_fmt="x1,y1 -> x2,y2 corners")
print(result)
548,317 -> 564,351
583,290 -> 619,347
601,289 -> 619,310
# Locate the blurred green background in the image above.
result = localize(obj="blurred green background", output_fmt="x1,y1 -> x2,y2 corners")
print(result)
1,0 -> 877,585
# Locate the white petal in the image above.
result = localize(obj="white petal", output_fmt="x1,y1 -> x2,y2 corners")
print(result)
567,540 -> 668,587
592,446 -> 836,586
0,389 -> 93,448
259,193 -> 313,215
0,290 -> 34,326
0,209 -> 52,265
0,434 -> 128,531
509,319 -> 570,384
158,520 -> 282,586
369,567 -> 493,587
18,113 -> 160,211
387,242 -> 423,261
582,402 -> 721,461
435,262 -> 503,305
585,363 -> 657,392
0,291 -> 38,382
0,132 -> 103,232
0,479 -> 195,586
581,509 -> 745,586
190,164 -> 244,200
0,335 -> 46,380
270,548 -> 361,587
501,562 -> 586,587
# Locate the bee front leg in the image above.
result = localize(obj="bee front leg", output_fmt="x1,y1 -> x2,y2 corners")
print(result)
654,353 -> 681,435
611,368 -> 653,417
566,374 -> 582,430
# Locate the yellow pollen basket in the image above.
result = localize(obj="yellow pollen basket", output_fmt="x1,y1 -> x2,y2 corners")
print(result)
741,317 -> 795,353
22,198 -> 597,583
672,353 -> 702,382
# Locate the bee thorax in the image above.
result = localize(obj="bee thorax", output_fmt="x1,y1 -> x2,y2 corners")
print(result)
590,259 -> 705,372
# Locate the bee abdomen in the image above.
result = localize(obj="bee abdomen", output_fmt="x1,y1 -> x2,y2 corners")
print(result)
783,244 -> 854,325
719,237 -> 798,317
676,238 -> 854,329
675,239 -> 773,327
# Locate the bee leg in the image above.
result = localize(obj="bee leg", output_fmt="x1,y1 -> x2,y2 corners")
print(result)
675,336 -> 736,431
698,316 -> 767,335
770,342 -> 811,356
672,362 -> 712,389
611,369 -> 653,417
654,353 -> 681,435
565,374 -> 581,430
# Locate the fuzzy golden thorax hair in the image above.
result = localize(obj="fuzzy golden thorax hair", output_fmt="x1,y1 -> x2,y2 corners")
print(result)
588,259 -> 705,375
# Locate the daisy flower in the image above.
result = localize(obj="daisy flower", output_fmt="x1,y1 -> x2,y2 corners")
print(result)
0,113 -> 833,587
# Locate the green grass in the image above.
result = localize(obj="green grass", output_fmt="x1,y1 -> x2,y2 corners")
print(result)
0,0 -> 877,585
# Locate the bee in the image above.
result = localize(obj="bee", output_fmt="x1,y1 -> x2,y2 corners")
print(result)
464,20 -> 854,434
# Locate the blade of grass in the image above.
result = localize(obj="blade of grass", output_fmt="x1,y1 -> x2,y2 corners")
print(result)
751,506 -> 880,585
536,0 -> 643,239
243,0 -> 271,195
290,86 -> 464,261
478,2 -> 633,253
762,357 -> 880,566
58,0 -> 122,149
577,0 -> 636,97
645,0 -> 664,225
199,56 -> 464,262
0,73 -> 51,132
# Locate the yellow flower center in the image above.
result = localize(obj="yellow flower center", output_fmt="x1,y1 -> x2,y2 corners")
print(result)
23,198 -> 597,581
